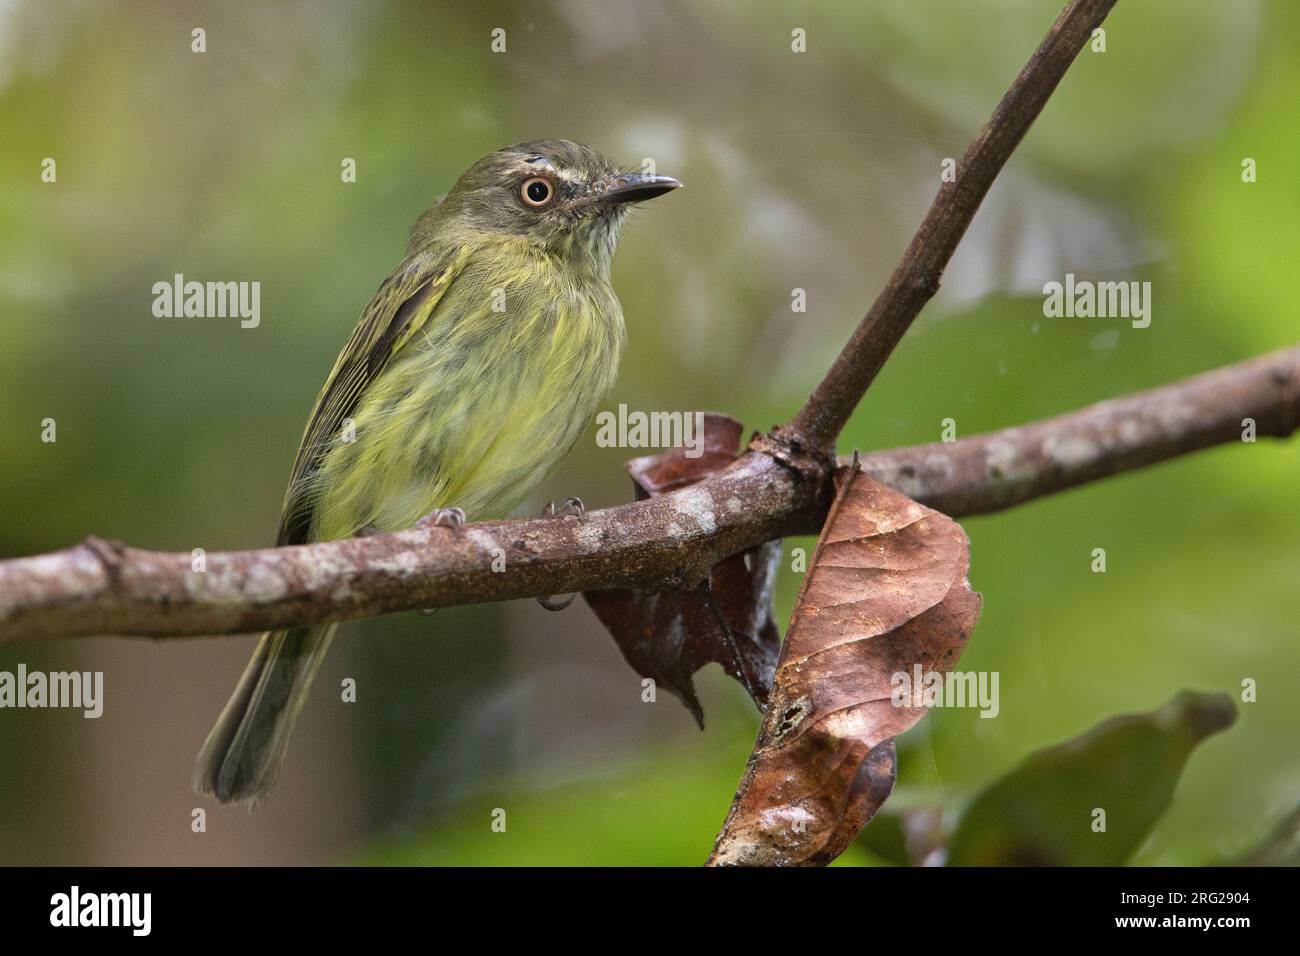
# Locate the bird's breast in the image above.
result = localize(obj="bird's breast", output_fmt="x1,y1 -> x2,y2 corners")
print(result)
311,251 -> 625,539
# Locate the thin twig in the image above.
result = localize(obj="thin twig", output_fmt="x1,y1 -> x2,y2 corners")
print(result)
781,0 -> 1119,453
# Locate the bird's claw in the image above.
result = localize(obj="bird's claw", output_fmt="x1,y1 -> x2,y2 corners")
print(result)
415,507 -> 465,530
536,497 -> 585,610
410,508 -> 464,615
537,593 -> 578,612
543,496 -> 585,521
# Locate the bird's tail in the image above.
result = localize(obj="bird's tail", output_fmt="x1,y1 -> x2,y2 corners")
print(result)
193,623 -> 337,807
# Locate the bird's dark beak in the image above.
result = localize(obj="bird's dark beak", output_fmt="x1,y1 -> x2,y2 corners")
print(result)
600,173 -> 682,205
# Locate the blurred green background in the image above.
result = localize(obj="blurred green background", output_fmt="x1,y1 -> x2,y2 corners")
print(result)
0,0 -> 1295,865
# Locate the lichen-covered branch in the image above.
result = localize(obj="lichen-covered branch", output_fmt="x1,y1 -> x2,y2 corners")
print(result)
2,345 -> 1295,644
1,451 -> 825,643
862,344 -> 1300,516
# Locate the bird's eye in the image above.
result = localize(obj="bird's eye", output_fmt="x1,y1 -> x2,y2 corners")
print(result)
521,177 -> 554,207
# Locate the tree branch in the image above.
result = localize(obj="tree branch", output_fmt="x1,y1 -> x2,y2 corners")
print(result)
781,0 -> 1119,453
2,345 -> 1295,644
862,344 -> 1300,516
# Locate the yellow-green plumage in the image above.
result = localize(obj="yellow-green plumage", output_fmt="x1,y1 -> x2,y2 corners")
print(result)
194,139 -> 678,806
311,236 -> 624,538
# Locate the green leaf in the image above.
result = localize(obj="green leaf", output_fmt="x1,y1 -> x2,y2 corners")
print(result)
947,691 -> 1236,866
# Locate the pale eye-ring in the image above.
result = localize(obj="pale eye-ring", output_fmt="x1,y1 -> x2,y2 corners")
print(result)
521,177 -> 554,207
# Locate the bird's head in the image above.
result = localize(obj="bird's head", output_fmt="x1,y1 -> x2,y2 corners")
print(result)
439,139 -> 681,272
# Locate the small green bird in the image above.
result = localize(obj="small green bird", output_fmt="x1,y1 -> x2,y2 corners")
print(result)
195,140 -> 680,806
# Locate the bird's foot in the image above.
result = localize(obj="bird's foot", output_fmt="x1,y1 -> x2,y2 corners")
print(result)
536,496 -> 585,611
410,508 -> 465,616
542,496 -> 586,521
414,507 -> 466,531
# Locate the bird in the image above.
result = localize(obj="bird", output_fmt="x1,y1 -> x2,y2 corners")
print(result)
194,139 -> 680,806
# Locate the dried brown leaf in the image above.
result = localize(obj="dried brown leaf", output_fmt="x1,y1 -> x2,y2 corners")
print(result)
583,414 -> 781,724
624,414 -> 745,500
709,465 -> 981,866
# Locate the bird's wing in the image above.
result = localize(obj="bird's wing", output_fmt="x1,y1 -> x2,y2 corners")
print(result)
275,245 -> 469,546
